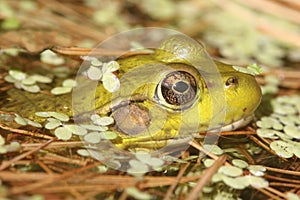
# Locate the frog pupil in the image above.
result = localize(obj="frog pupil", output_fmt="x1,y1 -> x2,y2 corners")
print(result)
158,71 -> 197,107
173,81 -> 189,93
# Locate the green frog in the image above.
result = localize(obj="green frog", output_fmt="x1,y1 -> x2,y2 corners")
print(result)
1,35 -> 262,150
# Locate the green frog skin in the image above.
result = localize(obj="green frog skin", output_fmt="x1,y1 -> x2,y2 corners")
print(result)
1,35 -> 262,150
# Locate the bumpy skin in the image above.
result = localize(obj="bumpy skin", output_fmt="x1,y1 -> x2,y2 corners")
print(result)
1,35 -> 262,150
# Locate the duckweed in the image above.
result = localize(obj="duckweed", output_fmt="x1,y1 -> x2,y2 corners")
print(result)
40,50 -> 65,65
248,165 -> 266,176
54,127 -> 72,140
85,59 -> 120,92
14,114 -> 42,128
232,63 -> 262,76
51,79 -> 77,95
256,94 -> 300,158
83,132 -> 102,144
5,70 -> 53,93
125,187 -> 152,200
232,159 -> 248,169
218,166 -> 243,177
90,114 -> 114,126
44,118 -> 62,130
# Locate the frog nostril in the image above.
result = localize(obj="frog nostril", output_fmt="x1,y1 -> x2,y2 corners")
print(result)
225,76 -> 238,87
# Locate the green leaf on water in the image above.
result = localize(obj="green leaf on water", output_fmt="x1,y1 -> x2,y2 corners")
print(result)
9,70 -> 26,81
232,159 -> 249,169
222,176 -> 249,190
125,187 -> 152,200
31,74 -> 52,83
49,112 -> 69,122
63,124 -> 87,136
99,131 -> 117,140
233,63 -> 262,76
203,159 -> 215,168
35,112 -> 51,117
21,77 -> 36,85
54,127 -> 72,140
203,144 -> 224,155
21,84 -> 40,93
80,124 -> 108,131
91,58 -> 102,67
77,149 -> 90,157
270,140 -> 294,158
102,72 -> 120,92
25,119 -> 42,128
51,86 -> 72,95
87,66 -> 102,81
40,50 -> 65,65
4,75 -> 16,83
246,176 -> 269,188
102,61 -> 119,73
248,165 -> 266,176
283,125 -> 300,139
45,119 -> 62,130
0,135 -> 5,145
14,114 -> 27,126
218,166 -> 243,177
93,116 -> 114,126
62,79 -> 77,87
84,132 -> 101,144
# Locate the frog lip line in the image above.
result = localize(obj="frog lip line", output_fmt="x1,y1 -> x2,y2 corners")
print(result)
95,93 -> 253,133
219,114 -> 254,132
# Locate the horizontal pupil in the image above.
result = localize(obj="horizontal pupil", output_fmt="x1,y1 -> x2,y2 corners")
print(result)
174,81 -> 189,93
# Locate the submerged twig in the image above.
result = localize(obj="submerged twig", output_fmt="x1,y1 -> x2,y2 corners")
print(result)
0,123 -> 54,140
0,138 -> 55,171
163,163 -> 190,200
187,155 -> 227,200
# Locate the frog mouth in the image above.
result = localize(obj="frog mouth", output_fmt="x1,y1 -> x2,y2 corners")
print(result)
219,114 -> 254,132
96,94 -> 254,140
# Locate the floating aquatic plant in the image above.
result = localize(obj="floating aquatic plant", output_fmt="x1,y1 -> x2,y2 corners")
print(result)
40,49 -> 65,65
0,135 -> 20,154
50,79 -> 77,95
4,70 -> 52,93
14,114 -> 42,128
84,59 -> 120,92
232,63 -> 263,76
256,95 -> 300,158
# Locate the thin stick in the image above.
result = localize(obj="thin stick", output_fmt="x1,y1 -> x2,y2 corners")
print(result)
256,188 -> 281,200
39,153 -> 88,166
163,163 -> 190,200
264,174 -> 300,184
0,123 -> 54,140
51,46 -> 151,56
0,138 -> 55,171
265,186 -> 287,198
199,130 -> 256,136
248,135 -> 288,162
21,141 -> 84,149
187,155 -> 227,200
265,166 -> 300,176
10,162 -> 101,195
269,182 -> 300,188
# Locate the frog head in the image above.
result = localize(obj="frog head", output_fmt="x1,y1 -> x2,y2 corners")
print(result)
87,35 -> 262,150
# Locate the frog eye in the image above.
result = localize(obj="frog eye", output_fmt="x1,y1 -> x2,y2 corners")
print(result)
225,76 -> 238,87
155,71 -> 198,110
